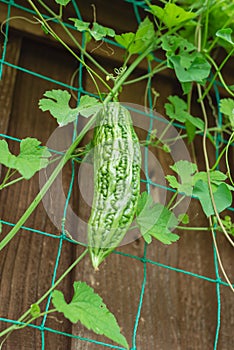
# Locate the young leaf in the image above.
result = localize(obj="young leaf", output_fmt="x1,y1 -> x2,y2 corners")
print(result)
193,181 -> 232,217
136,192 -> 179,245
148,3 -> 196,28
70,19 -> 115,41
90,22 -> 115,41
70,18 -> 90,31
30,304 -> 41,318
165,95 -> 206,141
0,138 -> 51,180
39,90 -> 101,126
166,160 -> 197,196
220,98 -> 234,130
55,0 -> 71,5
115,17 -> 155,54
52,281 -> 129,349
218,216 -> 234,236
178,213 -> 190,224
216,28 -> 234,46
129,17 -> 155,54
115,32 -> 135,50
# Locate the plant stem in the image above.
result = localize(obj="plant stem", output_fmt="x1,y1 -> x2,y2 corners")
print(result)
207,16 -> 233,53
0,168 -> 11,189
201,49 -> 234,100
209,217 -> 234,293
0,113 -> 97,251
197,82 -> 234,249
166,191 -> 178,210
225,131 -> 234,186
169,195 -> 185,211
27,0 -> 112,92
0,249 -> 88,338
210,137 -> 233,171
123,62 -> 167,85
0,176 -> 24,190
0,41 -> 153,251
202,0 -> 210,51
176,226 -> 210,231
34,0 -> 111,77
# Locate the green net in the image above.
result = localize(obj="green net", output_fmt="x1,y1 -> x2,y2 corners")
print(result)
0,0 -> 233,349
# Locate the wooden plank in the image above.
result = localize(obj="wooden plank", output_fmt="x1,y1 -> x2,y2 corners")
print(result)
0,35 -> 22,133
0,35 -> 80,349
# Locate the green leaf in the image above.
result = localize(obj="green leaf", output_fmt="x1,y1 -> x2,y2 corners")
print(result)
181,82 -> 193,94
218,215 -> 234,236
17,138 -> 51,179
161,35 -> 211,83
185,119 -> 196,143
216,28 -> 234,46
77,95 -> 102,118
148,3 -> 196,28
30,304 -> 41,317
166,160 -> 197,196
193,181 -> 232,217
90,22 -> 115,41
220,98 -> 234,130
52,282 -> 129,349
161,35 -> 195,54
165,95 -> 190,122
70,19 -> 115,41
115,32 -> 135,49
39,90 -> 101,126
115,17 -> 155,54
55,0 -> 71,5
165,95 -> 205,133
194,170 -> 227,184
70,18 -> 90,31
0,139 -> 17,169
0,138 -> 51,179
169,53 -> 211,83
136,192 -> 179,245
39,90 -> 78,126
178,213 -> 190,224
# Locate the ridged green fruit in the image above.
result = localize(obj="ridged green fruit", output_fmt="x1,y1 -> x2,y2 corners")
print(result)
88,102 -> 141,269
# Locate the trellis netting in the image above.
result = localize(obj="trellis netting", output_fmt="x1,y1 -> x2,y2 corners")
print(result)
0,0 -> 234,349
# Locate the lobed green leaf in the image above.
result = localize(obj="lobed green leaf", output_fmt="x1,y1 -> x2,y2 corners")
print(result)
0,138 -> 51,179
115,17 -> 155,54
136,192 -> 179,245
166,160 -> 197,196
52,281 -> 129,349
148,3 -> 196,28
39,90 -> 101,126
193,181 -> 232,217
